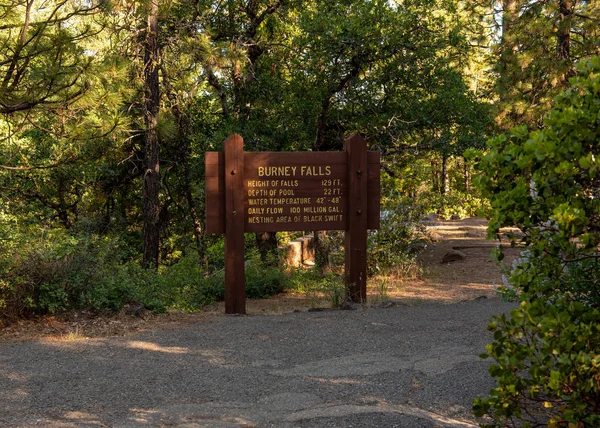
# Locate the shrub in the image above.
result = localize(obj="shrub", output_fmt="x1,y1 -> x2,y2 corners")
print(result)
286,269 -> 346,308
368,197 -> 426,276
422,190 -> 490,220
471,57 -> 600,426
474,299 -> 600,427
245,263 -> 289,299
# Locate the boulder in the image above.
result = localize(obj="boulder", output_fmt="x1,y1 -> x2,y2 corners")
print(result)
371,300 -> 398,309
407,242 -> 428,255
441,249 -> 467,264
423,212 -> 438,223
339,300 -> 366,311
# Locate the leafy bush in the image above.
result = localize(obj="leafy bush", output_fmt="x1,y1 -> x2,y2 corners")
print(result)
245,263 -> 289,299
474,299 -> 600,427
471,57 -> 600,426
421,190 -> 490,220
368,197 -> 426,275
0,226 -> 293,320
286,269 -> 346,308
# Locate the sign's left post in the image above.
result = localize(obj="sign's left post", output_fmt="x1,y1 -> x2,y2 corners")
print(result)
224,134 -> 246,314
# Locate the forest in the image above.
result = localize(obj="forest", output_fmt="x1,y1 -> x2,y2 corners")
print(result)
1,1 -> 600,425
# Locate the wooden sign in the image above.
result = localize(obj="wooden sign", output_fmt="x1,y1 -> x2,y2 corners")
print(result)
205,134 -> 380,314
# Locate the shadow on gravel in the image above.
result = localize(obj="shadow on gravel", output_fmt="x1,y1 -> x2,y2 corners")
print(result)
0,299 -> 513,427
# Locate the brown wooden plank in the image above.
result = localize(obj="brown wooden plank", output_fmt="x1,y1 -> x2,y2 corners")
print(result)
224,134 -> 246,314
245,151 -> 346,168
205,151 -> 223,166
366,151 -> 381,230
205,152 -> 225,234
345,134 -> 368,303
206,149 -> 380,234
245,220 -> 346,233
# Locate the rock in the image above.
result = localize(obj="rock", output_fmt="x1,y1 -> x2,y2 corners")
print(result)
441,249 -> 467,264
371,300 -> 398,309
427,231 -> 442,242
423,212 -> 438,223
339,300 -> 365,310
407,242 -> 428,255
120,302 -> 145,318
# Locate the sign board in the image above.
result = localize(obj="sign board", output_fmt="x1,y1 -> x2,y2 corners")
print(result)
206,153 -> 380,233
205,134 -> 380,314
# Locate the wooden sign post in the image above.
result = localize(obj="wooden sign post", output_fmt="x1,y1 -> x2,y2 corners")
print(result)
206,134 -> 380,314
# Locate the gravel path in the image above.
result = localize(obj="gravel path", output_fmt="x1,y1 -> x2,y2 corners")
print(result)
0,298 -> 514,427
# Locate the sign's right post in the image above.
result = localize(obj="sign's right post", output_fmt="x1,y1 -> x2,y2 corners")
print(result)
344,134 -> 369,303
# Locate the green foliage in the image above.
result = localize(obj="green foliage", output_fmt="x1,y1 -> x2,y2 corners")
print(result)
472,57 -> 600,426
0,223 -> 295,319
487,0 -> 600,129
244,261 -> 290,299
474,300 -> 600,427
0,0 -> 493,320
287,269 -> 346,308
422,190 -> 490,220
368,197 -> 426,275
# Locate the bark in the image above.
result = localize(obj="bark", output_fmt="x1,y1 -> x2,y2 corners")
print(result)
556,0 -> 574,60
57,177 -> 72,229
256,232 -> 279,265
464,157 -> 471,193
231,1 -> 285,258
501,0 -> 519,48
313,230 -> 331,275
441,155 -> 450,195
498,0 -> 520,80
206,65 -> 229,117
142,0 -> 161,269
163,64 -> 206,266
314,55 -> 364,151
312,55 -> 367,271
431,159 -> 439,194
182,154 -> 206,265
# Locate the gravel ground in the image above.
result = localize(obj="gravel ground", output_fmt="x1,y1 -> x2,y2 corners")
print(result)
0,297 -> 514,427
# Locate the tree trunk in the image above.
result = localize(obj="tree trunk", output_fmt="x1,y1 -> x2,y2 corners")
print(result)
313,230 -> 331,275
142,0 -> 161,269
441,155 -> 450,195
430,158 -> 441,194
501,0 -> 519,47
556,0 -> 573,61
256,232 -> 278,265
464,157 -> 471,193
183,154 -> 206,265
497,0 -> 520,97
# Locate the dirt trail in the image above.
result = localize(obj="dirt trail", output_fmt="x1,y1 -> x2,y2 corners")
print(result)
397,217 -> 521,302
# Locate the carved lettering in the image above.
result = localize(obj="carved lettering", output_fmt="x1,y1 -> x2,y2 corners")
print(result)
245,161 -> 345,229
257,166 -> 297,177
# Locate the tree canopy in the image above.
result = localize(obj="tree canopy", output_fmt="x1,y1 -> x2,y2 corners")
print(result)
2,0 -> 598,319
